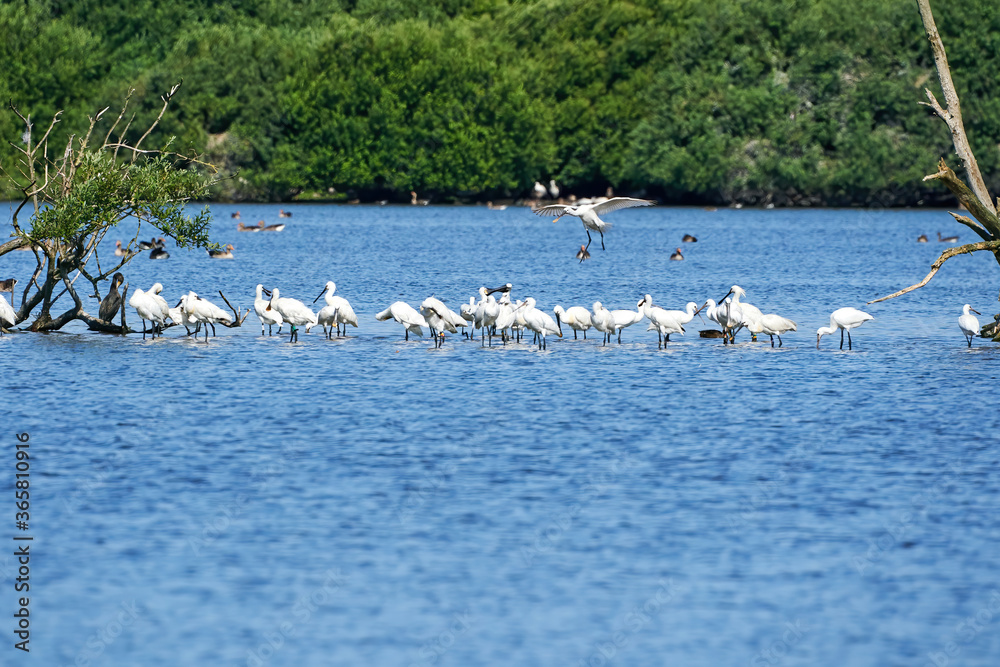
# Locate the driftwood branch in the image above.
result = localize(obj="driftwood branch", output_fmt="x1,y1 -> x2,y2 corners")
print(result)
917,0 -> 995,216
948,212 -> 992,242
217,290 -> 249,327
869,241 -> 1000,303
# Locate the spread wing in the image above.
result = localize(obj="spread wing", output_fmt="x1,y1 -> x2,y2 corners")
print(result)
534,204 -> 571,217
592,197 -> 654,216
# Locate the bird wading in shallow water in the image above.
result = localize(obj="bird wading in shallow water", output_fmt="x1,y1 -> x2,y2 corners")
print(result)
816,307 -> 874,349
958,304 -> 981,348
534,197 -> 654,251
575,245 -> 591,263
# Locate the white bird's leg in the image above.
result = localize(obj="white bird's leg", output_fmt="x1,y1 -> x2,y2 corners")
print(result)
583,330 -> 586,340
211,323 -> 217,337
847,330 -> 852,350
405,328 -> 409,341
778,334 -> 783,347
600,230 -> 606,251
584,230 -> 593,251
840,328 -> 844,350
770,334 -> 775,347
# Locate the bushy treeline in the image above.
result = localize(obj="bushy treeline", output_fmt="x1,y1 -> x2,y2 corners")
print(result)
2,0 -> 999,204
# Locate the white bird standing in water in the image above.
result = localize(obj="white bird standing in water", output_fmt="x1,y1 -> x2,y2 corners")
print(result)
254,284 -> 282,336
640,295 -> 685,347
958,304 -> 981,347
268,288 -> 316,342
129,287 -> 165,338
553,305 -> 592,339
420,297 -> 459,347
181,291 -> 232,340
534,197 -> 654,251
750,314 -> 797,347
816,307 -> 874,349
591,302 -> 617,346
521,297 -> 562,350
375,301 -> 427,340
312,281 -> 358,337
718,285 -> 750,343
610,300 -> 645,344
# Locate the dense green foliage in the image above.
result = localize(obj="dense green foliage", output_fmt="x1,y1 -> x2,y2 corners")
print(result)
3,0 -> 999,204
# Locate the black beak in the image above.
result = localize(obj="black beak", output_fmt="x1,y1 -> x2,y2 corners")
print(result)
262,288 -> 272,297
313,288 -> 326,304
718,289 -> 733,303
486,283 -> 511,295
971,308 -> 981,315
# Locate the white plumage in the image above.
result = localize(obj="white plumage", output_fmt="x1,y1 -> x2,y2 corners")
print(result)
375,301 -> 427,340
958,304 -> 981,348
816,307 -> 874,349
534,197 -> 654,251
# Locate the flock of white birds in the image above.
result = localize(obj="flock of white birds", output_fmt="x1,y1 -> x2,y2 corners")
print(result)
0,196 -> 989,347
86,278 -> 984,350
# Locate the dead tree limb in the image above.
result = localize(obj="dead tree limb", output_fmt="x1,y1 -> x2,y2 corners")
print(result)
869,241 -> 1000,304
917,0 -> 995,216
217,291 -> 249,327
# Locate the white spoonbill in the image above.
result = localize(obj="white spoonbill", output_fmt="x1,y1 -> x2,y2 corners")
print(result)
751,314 -> 797,347
534,197 -> 654,251
460,297 -> 477,338
254,284 -> 283,336
718,285 -> 750,343
591,302 -> 617,346
168,302 -> 199,336
312,281 -> 358,337
375,302 -> 427,340
267,288 -> 316,342
640,295 -> 685,347
610,300 -> 644,344
553,305 -> 592,339
128,287 -> 165,338
816,307 -> 874,349
959,304 -> 981,347
521,298 -> 562,350
0,293 -> 15,333
181,291 -> 232,339
147,283 -> 170,333
420,297 -> 459,348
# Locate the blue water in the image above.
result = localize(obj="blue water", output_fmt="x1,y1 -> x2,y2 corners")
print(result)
1,204 -> 999,666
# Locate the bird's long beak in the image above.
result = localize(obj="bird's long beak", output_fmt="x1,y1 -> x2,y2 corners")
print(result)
312,288 -> 326,304
486,284 -> 510,295
553,215 -> 562,224
971,308 -> 981,315
262,288 -> 272,297
718,289 -> 733,303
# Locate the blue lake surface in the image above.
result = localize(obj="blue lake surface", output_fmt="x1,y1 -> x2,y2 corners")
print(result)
1,203 -> 999,666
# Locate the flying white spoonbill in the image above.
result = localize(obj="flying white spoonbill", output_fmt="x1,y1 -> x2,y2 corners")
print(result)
816,307 -> 874,349
534,197 -> 654,251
